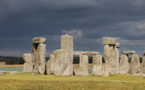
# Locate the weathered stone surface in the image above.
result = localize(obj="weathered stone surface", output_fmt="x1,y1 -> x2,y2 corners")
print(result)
104,44 -> 110,72
115,46 -> 119,73
32,43 -> 46,75
60,34 -> 73,75
131,54 -> 140,74
53,49 -> 71,76
10,71 -> 19,74
116,42 -> 120,48
32,37 -> 46,44
103,37 -> 117,45
49,54 -> 55,74
46,60 -> 51,75
23,53 -> 33,73
109,46 -> 117,75
119,55 -> 129,74
73,68 -> 89,76
79,55 -> 88,71
143,51 -> 145,55
142,53 -> 145,74
123,51 -> 136,55
73,51 -> 99,55
93,55 -> 103,75
93,71 -> 109,77
0,71 -> 5,76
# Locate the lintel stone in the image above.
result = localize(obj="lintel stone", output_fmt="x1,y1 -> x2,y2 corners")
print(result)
103,37 -> 116,45
123,51 -> 136,55
32,37 -> 46,44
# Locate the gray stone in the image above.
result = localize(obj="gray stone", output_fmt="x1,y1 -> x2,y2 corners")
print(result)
32,43 -> 46,75
10,71 -> 19,74
142,53 -> 145,74
46,60 -> 51,75
79,55 -> 88,71
115,45 -> 119,73
49,54 -> 55,74
103,37 -> 117,45
23,53 -> 33,73
104,44 -> 110,72
116,42 -> 120,48
123,51 -> 136,55
53,49 -> 71,76
119,55 -> 129,74
73,51 -> 99,55
60,34 -> 73,75
93,55 -> 103,75
0,71 -> 5,76
73,68 -> 89,76
32,37 -> 46,44
109,46 -> 117,75
131,54 -> 140,74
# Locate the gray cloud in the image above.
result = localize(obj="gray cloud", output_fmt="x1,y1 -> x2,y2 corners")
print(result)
0,0 -> 145,56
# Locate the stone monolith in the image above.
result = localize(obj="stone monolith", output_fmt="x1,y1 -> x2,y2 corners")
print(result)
119,55 -> 129,74
131,54 -> 140,74
79,54 -> 89,71
114,42 -> 119,73
104,44 -> 110,72
142,52 -> 145,75
23,53 -> 33,73
60,34 -> 73,75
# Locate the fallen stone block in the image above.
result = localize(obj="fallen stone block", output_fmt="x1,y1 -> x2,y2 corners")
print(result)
93,71 -> 109,77
73,68 -> 89,76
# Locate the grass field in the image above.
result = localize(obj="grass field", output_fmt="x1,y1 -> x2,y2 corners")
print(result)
0,73 -> 145,90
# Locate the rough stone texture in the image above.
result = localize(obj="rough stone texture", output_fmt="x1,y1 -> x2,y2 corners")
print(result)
23,53 -> 33,73
115,45 -> 119,73
116,42 -> 120,48
60,34 -> 73,75
9,71 -> 19,74
131,54 -> 140,74
93,55 -> 103,75
142,53 -> 145,74
119,55 -> 129,74
123,51 -> 136,55
32,43 -> 46,75
73,68 -> 89,76
49,54 -> 55,74
109,46 -> 117,75
46,60 -> 51,75
32,37 -> 46,44
0,71 -> 5,76
93,71 -> 109,77
103,37 -> 116,45
53,49 -> 71,76
104,44 -> 110,72
73,51 -> 99,55
79,55 -> 88,71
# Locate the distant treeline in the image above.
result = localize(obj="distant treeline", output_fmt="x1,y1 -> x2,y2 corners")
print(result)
0,55 -> 142,65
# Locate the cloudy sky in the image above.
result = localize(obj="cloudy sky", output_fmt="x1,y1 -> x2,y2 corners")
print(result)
0,0 -> 145,57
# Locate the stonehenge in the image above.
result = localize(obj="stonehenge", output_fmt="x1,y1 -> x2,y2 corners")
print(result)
23,34 -> 145,77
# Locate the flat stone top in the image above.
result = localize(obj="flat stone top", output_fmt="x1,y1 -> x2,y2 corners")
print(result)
116,42 -> 120,48
32,37 -> 46,44
123,51 -> 136,55
73,51 -> 99,55
103,37 -> 117,45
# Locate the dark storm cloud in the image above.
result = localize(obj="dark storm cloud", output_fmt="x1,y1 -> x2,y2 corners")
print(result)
0,0 -> 145,56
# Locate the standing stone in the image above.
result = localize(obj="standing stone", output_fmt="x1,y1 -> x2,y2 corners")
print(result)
131,54 -> 140,74
110,46 -> 117,75
104,44 -> 110,72
114,43 -> 119,73
32,37 -> 46,75
60,34 -> 73,75
50,54 -> 55,74
53,49 -> 70,76
79,55 -> 88,71
119,55 -> 129,74
142,52 -> 145,75
23,53 -> 33,73
46,60 -> 51,75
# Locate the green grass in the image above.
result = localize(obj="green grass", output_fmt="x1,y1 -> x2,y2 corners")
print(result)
0,73 -> 145,90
